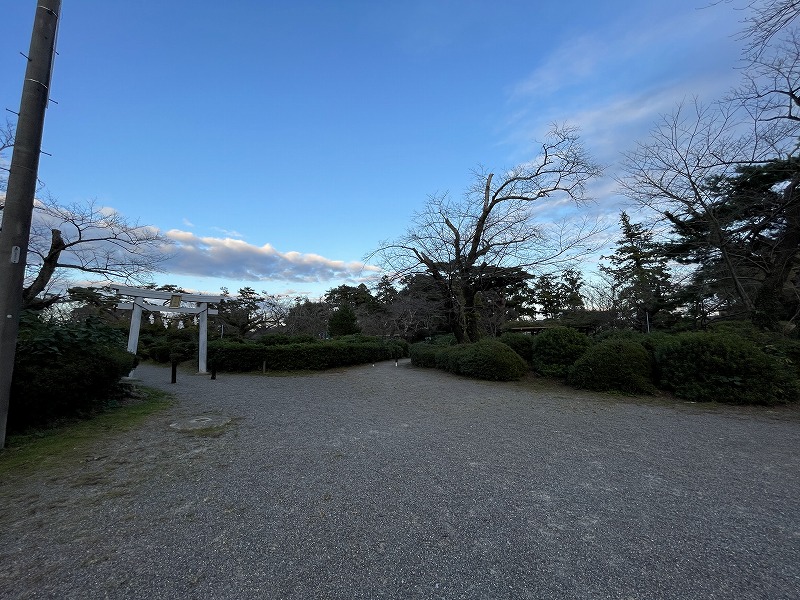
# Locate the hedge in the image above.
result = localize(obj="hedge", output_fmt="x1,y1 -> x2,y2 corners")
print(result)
208,337 -> 408,372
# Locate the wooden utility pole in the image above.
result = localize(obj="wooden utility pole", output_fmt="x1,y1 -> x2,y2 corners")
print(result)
0,0 -> 61,448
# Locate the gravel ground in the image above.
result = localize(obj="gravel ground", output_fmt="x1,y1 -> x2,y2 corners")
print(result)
1,359 -> 799,599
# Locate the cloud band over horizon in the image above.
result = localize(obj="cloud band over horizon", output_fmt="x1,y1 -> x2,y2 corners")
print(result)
162,229 -> 381,284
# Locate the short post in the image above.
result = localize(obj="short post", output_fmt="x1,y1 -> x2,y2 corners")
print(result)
171,359 -> 178,384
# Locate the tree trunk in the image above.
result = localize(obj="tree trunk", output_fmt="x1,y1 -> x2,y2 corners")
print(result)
464,288 -> 480,343
22,228 -> 65,309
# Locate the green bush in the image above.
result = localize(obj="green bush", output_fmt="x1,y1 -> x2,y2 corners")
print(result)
707,321 -> 800,380
383,338 -> 410,359
656,332 -> 800,404
410,343 -> 440,368
145,342 -> 172,363
430,334 -> 457,346
9,316 -> 136,432
532,327 -> 591,378
499,332 -> 535,365
589,329 -> 675,383
456,340 -> 528,381
143,339 -> 197,363
567,338 -> 656,394
434,344 -> 470,374
208,340 -> 264,371
766,338 -> 800,380
418,340 -> 527,381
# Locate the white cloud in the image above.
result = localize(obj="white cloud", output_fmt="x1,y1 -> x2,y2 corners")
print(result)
182,217 -> 195,227
163,229 -> 381,284
211,226 -> 244,238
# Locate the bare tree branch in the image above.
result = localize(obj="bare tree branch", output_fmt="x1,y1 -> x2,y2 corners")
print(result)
22,195 -> 171,308
738,0 -> 800,58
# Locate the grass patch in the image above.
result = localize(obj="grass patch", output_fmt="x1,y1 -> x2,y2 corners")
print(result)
0,386 -> 173,477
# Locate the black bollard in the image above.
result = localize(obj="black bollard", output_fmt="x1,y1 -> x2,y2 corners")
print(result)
211,365 -> 217,380
171,359 -> 178,384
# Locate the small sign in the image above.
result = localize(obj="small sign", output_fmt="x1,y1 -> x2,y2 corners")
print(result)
169,294 -> 182,308
10,246 -> 21,263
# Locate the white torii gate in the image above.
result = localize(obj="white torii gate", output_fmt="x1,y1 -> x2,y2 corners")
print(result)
109,285 -> 222,374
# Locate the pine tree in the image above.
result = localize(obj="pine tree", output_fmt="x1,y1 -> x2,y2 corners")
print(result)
327,304 -> 361,337
600,212 -> 674,332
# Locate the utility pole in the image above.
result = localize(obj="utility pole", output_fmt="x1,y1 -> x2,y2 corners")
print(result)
0,0 -> 61,448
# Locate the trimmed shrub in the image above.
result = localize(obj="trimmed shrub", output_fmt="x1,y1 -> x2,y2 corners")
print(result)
410,343 -> 440,368
531,327 -> 591,378
500,332 -> 535,365
434,344 -> 470,374
456,340 -> 528,381
568,338 -> 656,394
707,321 -> 800,381
421,340 -> 527,381
9,316 -> 136,431
384,338 -> 410,359
656,331 -> 800,404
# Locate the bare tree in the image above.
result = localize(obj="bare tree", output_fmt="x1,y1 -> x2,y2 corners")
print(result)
738,0 -> 800,58
371,125 -> 603,343
20,196 -> 170,309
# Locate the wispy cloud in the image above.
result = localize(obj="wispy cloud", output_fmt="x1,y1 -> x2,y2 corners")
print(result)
182,217 -> 195,227
211,226 -> 244,238
504,4 -> 742,157
163,229 -> 380,284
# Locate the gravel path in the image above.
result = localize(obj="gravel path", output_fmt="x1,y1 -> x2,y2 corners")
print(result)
1,360 -> 799,599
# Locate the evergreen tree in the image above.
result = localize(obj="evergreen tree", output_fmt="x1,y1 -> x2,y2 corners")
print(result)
533,274 -> 561,319
218,287 -> 268,338
558,269 -> 586,314
374,275 -> 399,306
328,304 -> 361,337
666,158 -> 800,326
600,212 -> 674,332
532,269 -> 586,320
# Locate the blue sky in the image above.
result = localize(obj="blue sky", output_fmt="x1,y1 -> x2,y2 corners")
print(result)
1,1 -> 748,299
